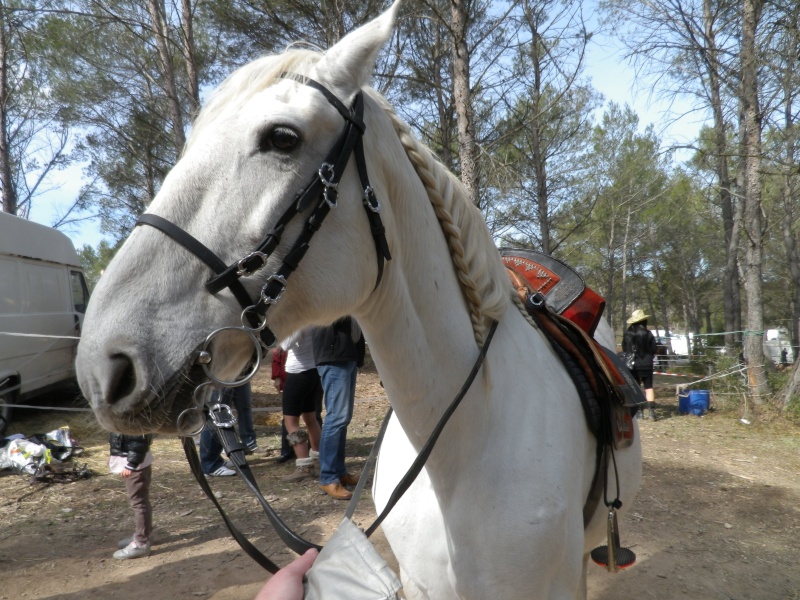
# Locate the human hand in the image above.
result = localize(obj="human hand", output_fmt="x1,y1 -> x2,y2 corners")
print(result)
255,548 -> 318,600
120,468 -> 133,478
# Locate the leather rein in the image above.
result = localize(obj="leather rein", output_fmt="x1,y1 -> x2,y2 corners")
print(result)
134,74 -> 499,572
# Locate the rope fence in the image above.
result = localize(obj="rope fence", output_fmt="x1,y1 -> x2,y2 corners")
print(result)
674,364 -> 747,391
0,332 -> 81,340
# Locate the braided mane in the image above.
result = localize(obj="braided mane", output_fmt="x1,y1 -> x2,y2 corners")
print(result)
368,91 -> 513,345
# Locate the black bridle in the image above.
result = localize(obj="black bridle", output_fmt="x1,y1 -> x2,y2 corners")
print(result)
136,74 -> 391,348
134,74 -> 501,573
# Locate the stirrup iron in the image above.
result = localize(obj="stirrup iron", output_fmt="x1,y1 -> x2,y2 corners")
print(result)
590,505 -> 636,572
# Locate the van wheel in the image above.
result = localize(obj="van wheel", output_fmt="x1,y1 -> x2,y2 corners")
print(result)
0,385 -> 12,437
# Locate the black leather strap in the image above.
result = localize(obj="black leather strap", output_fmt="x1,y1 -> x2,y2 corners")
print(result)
280,73 -> 365,133
211,422 -> 321,555
354,136 -> 391,289
182,437 -> 281,573
184,418 -> 321,569
365,320 -> 499,538
344,406 -> 393,520
190,320 -> 497,570
136,214 -> 261,330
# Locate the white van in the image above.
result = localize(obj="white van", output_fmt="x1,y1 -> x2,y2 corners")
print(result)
0,212 -> 90,435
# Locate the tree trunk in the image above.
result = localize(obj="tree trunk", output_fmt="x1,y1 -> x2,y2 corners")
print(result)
606,213 -> 617,332
450,0 -> 480,207
620,205 -> 631,323
147,0 -> 186,154
181,0 -> 200,118
740,0 -> 769,399
653,261 -> 671,338
703,0 -> 740,352
523,0 -> 550,253
777,5 -> 800,375
433,25 -> 453,168
0,7 -> 16,215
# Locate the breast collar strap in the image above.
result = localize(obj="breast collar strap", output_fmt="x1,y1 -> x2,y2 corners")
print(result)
135,75 -> 391,347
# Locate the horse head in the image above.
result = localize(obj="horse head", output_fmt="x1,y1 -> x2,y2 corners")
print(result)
77,3 -> 402,434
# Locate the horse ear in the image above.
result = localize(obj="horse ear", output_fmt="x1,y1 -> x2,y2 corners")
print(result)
317,0 -> 400,92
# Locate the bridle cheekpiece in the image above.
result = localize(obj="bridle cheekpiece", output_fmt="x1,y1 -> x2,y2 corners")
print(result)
135,74 -> 391,433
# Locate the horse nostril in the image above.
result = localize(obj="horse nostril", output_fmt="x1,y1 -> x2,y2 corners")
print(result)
107,353 -> 138,404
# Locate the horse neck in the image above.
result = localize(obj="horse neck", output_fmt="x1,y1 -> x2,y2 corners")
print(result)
354,125 -> 501,448
359,237 -> 488,449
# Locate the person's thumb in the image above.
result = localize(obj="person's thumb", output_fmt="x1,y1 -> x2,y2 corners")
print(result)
284,548 -> 319,577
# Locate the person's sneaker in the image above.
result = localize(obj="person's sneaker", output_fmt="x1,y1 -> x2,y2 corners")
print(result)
223,459 -> 236,469
113,541 -> 151,560
207,466 -> 236,477
118,536 -> 133,549
339,472 -> 360,487
245,442 -> 260,455
319,482 -> 353,500
281,464 -> 315,483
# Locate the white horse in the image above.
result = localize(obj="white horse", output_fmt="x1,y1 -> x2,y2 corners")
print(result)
75,3 -> 641,598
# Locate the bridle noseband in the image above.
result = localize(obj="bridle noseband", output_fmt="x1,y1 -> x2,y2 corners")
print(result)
136,74 -> 391,351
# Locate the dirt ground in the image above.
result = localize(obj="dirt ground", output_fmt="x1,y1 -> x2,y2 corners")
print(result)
1,364 -> 798,600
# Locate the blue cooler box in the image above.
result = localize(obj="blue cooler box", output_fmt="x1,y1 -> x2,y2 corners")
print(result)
678,390 -> 710,415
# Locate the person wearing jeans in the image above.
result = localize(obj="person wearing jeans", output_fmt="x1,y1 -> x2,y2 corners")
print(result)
200,382 -> 258,477
312,317 -> 365,500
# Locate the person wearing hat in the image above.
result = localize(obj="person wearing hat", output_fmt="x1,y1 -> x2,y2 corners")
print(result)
622,309 -> 658,420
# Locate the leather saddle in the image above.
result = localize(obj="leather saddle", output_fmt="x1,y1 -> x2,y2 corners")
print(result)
501,249 -> 645,448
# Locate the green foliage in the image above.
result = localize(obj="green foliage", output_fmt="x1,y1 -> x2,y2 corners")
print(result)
785,394 -> 800,423
4,0 -> 797,417
78,240 -> 121,290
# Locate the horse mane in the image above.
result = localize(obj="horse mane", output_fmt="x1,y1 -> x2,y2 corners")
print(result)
188,49 -> 516,345
368,91 -> 514,346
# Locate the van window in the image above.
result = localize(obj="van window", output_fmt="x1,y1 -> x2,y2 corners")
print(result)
70,271 -> 90,314
0,257 -> 20,314
24,263 -> 67,313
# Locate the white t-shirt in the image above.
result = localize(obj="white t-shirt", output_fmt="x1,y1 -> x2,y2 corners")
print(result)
282,327 -> 317,373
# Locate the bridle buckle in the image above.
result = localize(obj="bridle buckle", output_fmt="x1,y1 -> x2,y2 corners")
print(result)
319,163 -> 338,208
363,186 -> 381,213
209,403 -> 237,428
260,274 -> 288,305
236,251 -> 268,277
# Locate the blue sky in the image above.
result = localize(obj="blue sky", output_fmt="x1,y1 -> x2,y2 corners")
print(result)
29,24 -> 707,251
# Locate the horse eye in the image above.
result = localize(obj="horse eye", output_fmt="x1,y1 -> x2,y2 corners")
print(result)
259,127 -> 299,152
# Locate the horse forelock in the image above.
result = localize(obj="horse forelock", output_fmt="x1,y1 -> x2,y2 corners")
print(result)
368,90 -> 510,344
186,49 -> 322,151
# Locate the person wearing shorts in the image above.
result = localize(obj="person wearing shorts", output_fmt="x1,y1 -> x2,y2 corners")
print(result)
623,309 -> 658,420
280,328 -> 323,482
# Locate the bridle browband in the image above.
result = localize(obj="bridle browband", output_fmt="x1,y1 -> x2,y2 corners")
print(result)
136,73 -> 391,348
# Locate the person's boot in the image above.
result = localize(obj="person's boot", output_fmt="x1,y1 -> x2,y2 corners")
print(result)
277,419 -> 296,463
281,457 -> 315,482
648,403 -> 657,421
